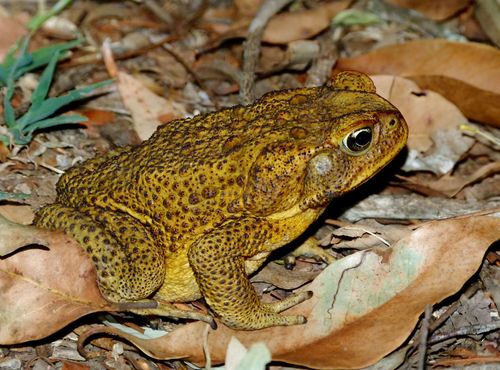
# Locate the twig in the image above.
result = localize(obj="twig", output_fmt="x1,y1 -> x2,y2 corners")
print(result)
417,304 -> 432,370
432,284 -> 482,332
408,282 -> 481,359
305,29 -> 339,87
240,0 -> 292,105
143,0 -> 174,28
428,322 -> 500,344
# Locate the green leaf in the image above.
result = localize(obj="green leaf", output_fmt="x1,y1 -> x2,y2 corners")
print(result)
2,39 -> 30,128
0,192 -> 30,201
3,78 -> 17,127
5,37 -> 30,82
29,114 -> 87,130
332,9 -> 381,26
1,38 -> 32,75
0,65 -> 7,85
27,0 -> 74,32
0,134 -> 9,146
18,50 -> 60,126
0,39 -> 80,81
8,126 -> 33,145
14,39 -> 81,79
19,79 -> 112,128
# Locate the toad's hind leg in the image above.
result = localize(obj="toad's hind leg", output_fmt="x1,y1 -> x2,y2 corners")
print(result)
34,204 -> 165,301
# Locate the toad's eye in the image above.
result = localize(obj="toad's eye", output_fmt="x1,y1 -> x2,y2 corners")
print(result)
343,127 -> 372,154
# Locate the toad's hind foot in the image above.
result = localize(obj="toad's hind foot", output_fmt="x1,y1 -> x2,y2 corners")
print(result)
130,301 -> 215,328
264,291 -> 312,313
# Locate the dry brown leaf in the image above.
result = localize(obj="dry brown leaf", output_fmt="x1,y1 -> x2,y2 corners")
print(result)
329,220 -> 408,251
262,1 -> 350,44
0,14 -> 28,60
422,161 -> 500,197
475,0 -> 500,47
385,0 -> 471,20
87,216 -> 499,369
336,39 -> 500,127
372,75 -> 467,152
251,262 -> 318,290
235,0 -> 264,17
0,216 -> 115,344
0,216 -> 48,256
0,204 -> 34,225
371,75 -> 473,174
117,72 -> 187,141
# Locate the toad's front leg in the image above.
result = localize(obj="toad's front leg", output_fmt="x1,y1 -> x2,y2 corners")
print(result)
188,218 -> 311,330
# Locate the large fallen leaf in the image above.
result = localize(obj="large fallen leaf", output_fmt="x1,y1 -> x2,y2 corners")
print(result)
336,39 -> 500,127
83,216 -> 499,369
262,1 -> 350,44
203,1 -> 350,52
0,216 -> 115,344
385,0 -> 471,20
371,75 -> 473,174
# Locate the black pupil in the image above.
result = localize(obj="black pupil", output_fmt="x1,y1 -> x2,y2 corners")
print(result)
346,127 -> 372,152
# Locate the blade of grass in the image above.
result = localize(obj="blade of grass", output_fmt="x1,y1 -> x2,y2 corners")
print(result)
14,39 -> 81,79
32,50 -> 60,108
0,192 -> 30,200
29,114 -> 88,130
0,66 -> 6,85
12,114 -> 87,145
0,134 -> 9,146
3,38 -> 30,128
18,50 -> 60,126
19,79 -> 113,128
27,0 -> 74,32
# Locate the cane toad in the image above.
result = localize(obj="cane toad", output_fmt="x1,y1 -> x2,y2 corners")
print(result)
35,71 -> 408,330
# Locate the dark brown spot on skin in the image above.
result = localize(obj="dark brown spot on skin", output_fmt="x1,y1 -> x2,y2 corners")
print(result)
202,187 -> 217,198
227,200 -> 241,213
189,194 -> 200,205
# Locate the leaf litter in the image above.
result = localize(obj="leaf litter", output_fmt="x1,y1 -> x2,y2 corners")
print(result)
0,1 -> 499,369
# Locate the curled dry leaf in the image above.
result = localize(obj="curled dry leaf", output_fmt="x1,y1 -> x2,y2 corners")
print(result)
336,39 -> 500,127
419,161 -> 500,197
0,215 -> 115,344
371,75 -> 474,175
87,216 -> 500,369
